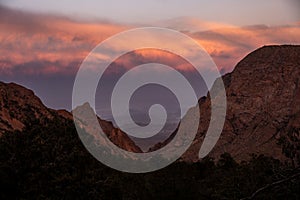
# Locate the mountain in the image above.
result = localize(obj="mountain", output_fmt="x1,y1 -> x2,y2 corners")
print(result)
0,81 -> 142,153
72,102 -> 142,153
0,45 -> 299,199
178,45 -> 300,164
0,82 -> 54,134
1,45 -> 299,163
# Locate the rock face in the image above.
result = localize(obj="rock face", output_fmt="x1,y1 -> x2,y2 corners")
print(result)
73,103 -> 142,153
181,45 -> 300,164
0,82 -> 53,133
0,82 -> 142,153
100,120 -> 143,153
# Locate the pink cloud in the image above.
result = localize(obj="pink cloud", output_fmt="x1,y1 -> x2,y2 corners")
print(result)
1,5 -> 300,75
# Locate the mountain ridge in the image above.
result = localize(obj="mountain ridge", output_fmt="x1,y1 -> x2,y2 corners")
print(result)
146,45 -> 300,165
0,82 -> 142,153
1,45 -> 299,164
181,45 -> 300,164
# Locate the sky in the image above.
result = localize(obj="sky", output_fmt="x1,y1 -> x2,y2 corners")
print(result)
2,0 -> 300,25
0,0 -> 300,113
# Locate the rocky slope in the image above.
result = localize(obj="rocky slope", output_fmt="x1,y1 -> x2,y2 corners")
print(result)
180,45 -> 300,164
0,82 -> 54,133
72,102 -> 142,153
0,82 -> 142,153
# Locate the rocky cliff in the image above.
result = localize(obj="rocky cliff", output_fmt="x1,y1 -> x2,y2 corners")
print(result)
0,82 -> 54,133
181,45 -> 300,164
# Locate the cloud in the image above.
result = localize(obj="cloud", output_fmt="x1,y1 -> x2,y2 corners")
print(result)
0,5 -> 130,75
189,24 -> 300,72
107,49 -> 196,74
155,16 -> 236,32
1,5 -> 300,76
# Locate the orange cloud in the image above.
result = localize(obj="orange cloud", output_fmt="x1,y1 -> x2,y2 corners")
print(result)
109,49 -> 195,74
1,5 -> 300,76
189,24 -> 300,72
156,17 -> 236,32
0,5 -> 130,75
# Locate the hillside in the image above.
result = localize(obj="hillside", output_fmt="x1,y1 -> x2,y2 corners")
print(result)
0,82 -> 142,153
180,45 -> 300,164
